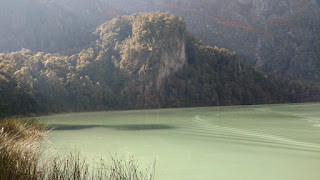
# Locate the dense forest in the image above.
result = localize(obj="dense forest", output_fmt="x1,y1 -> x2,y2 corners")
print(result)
1,12 -> 319,116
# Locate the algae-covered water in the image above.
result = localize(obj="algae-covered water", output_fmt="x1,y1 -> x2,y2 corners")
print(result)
42,103 -> 320,180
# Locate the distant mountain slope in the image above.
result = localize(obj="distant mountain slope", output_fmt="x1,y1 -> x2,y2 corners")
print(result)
1,13 -> 319,116
0,0 -> 107,54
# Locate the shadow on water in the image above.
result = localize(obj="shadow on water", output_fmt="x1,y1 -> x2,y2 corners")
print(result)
50,124 -> 175,131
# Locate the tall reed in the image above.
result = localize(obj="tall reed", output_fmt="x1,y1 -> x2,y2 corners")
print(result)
0,118 -> 156,180
0,118 -> 47,179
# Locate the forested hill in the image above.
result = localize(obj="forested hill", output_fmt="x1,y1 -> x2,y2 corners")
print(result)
0,13 -> 319,116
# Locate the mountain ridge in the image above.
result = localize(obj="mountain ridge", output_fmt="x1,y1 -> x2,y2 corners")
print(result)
1,0 -> 319,81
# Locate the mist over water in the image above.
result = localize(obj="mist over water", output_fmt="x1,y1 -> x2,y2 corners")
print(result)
42,103 -> 320,180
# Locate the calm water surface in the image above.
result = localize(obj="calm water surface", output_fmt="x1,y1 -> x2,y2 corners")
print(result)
42,103 -> 320,180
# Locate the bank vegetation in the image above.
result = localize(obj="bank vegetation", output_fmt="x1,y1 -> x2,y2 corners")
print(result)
0,118 -> 155,180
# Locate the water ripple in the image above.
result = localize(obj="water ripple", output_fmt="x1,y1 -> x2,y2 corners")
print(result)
175,115 -> 320,152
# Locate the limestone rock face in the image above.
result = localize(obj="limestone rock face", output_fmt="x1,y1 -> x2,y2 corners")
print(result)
156,35 -> 186,89
119,31 -> 187,102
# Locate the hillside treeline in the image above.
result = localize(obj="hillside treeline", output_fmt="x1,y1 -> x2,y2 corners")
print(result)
1,13 -> 319,116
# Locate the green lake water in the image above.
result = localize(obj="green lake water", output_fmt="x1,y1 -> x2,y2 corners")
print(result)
42,103 -> 320,180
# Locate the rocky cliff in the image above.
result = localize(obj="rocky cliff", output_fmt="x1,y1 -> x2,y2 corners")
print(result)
94,13 -> 188,107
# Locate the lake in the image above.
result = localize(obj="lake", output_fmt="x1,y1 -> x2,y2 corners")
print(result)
42,103 -> 320,180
